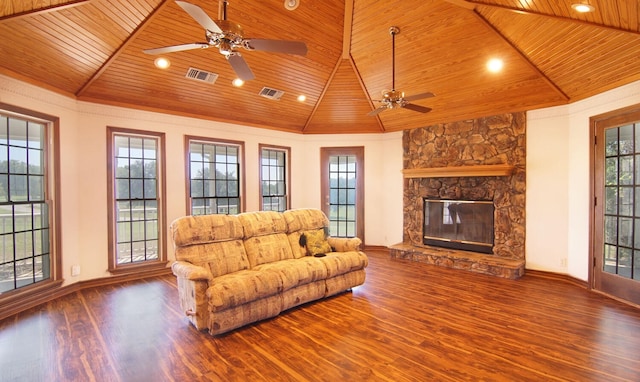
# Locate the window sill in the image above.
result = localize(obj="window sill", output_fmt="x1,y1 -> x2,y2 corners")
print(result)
108,260 -> 170,276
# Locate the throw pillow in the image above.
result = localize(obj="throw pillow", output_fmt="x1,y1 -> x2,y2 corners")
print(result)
303,228 -> 332,256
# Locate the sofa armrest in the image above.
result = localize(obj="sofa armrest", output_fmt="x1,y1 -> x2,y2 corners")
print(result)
171,261 -> 211,331
327,236 -> 362,252
171,261 -> 212,281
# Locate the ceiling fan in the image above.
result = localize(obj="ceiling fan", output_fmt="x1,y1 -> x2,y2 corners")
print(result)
368,26 -> 435,116
143,0 -> 308,81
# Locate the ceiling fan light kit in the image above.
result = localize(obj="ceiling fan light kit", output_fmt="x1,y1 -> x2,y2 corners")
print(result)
143,0 -> 308,81
367,26 -> 435,116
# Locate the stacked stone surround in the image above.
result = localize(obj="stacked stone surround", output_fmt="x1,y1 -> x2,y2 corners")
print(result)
389,112 -> 526,279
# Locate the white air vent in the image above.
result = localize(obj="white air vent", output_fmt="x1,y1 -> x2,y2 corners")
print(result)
259,87 -> 285,100
185,67 -> 218,84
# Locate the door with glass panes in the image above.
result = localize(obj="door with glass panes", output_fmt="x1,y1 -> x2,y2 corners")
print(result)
320,147 -> 364,243
593,106 -> 640,305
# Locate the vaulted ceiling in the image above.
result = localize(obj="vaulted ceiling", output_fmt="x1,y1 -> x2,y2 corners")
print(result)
1,0 -> 639,134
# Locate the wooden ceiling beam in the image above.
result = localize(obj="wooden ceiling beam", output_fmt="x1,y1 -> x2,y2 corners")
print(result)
0,0 -> 91,22
76,0 -> 172,97
302,58 -> 341,133
447,0 -> 640,36
472,11 -> 570,102
303,0 -> 359,133
349,56 -> 385,132
342,0 -> 354,59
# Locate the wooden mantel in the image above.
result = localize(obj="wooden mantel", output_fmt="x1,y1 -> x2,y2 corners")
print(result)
402,164 -> 514,178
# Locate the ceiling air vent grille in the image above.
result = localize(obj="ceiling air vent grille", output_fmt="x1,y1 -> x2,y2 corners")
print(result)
259,87 -> 285,100
185,67 -> 218,83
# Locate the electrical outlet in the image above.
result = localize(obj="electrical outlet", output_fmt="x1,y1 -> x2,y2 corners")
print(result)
560,258 -> 567,268
71,264 -> 80,276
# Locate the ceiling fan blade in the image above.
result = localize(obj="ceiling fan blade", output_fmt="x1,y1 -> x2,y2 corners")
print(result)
245,39 -> 308,56
403,103 -> 433,113
143,42 -> 209,55
403,92 -> 435,102
367,106 -> 387,117
175,1 -> 223,33
227,53 -> 255,81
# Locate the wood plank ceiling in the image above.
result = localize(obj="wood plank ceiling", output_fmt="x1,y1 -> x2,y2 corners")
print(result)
0,0 -> 639,134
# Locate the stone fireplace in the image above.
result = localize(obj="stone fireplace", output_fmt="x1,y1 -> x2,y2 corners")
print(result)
389,112 -> 526,279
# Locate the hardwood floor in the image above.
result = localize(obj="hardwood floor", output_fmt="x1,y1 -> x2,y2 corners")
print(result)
1,249 -> 640,381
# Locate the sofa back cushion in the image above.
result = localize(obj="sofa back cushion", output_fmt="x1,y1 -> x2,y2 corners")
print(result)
283,209 -> 330,258
238,211 -> 294,267
171,214 -> 250,277
283,208 -> 329,232
239,210 -> 288,237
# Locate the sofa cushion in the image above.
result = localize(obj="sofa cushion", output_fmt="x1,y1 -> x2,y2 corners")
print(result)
287,231 -> 307,259
206,270 -> 283,312
317,251 -> 369,278
253,258 -> 328,291
171,214 -> 244,247
302,228 -> 332,256
175,240 -> 250,278
244,233 -> 294,268
238,210 -> 288,238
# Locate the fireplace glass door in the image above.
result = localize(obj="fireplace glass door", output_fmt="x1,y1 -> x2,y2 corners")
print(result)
423,199 -> 494,254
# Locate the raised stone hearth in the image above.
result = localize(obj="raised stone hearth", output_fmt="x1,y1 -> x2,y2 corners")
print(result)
394,112 -> 526,279
389,243 -> 524,279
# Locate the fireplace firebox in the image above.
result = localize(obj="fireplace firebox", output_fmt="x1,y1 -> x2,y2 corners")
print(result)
423,198 -> 494,254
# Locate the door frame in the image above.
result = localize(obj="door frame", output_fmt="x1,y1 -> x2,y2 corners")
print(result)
320,146 -> 365,244
590,103 -> 640,305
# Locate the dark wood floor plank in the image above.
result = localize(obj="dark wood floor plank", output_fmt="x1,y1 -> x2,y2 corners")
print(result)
1,249 -> 640,381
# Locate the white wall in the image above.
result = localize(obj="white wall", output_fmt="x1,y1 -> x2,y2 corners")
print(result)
527,80 -> 640,280
7,73 -> 637,286
0,75 -> 404,286
298,132 -> 405,246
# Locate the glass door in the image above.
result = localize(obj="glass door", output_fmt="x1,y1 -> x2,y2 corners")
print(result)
593,106 -> 640,305
320,147 -> 364,243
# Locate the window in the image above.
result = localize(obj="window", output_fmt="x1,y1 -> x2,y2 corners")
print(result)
328,154 -> 357,236
186,136 -> 244,215
107,127 -> 166,273
0,104 -> 60,295
260,145 -> 290,212
603,124 -> 638,278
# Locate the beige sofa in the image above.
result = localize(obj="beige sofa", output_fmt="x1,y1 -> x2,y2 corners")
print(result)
170,208 -> 368,335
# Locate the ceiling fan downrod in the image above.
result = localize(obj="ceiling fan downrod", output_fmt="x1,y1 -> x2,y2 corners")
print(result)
389,26 -> 399,92
218,0 -> 228,20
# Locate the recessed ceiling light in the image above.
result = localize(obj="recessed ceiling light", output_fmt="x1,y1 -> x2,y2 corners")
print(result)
487,58 -> 503,73
571,3 -> 595,13
232,78 -> 244,87
297,94 -> 306,102
284,0 -> 299,11
154,57 -> 171,69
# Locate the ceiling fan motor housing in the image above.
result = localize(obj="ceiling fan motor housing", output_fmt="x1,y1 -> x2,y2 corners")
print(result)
382,90 -> 406,108
206,20 -> 244,55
